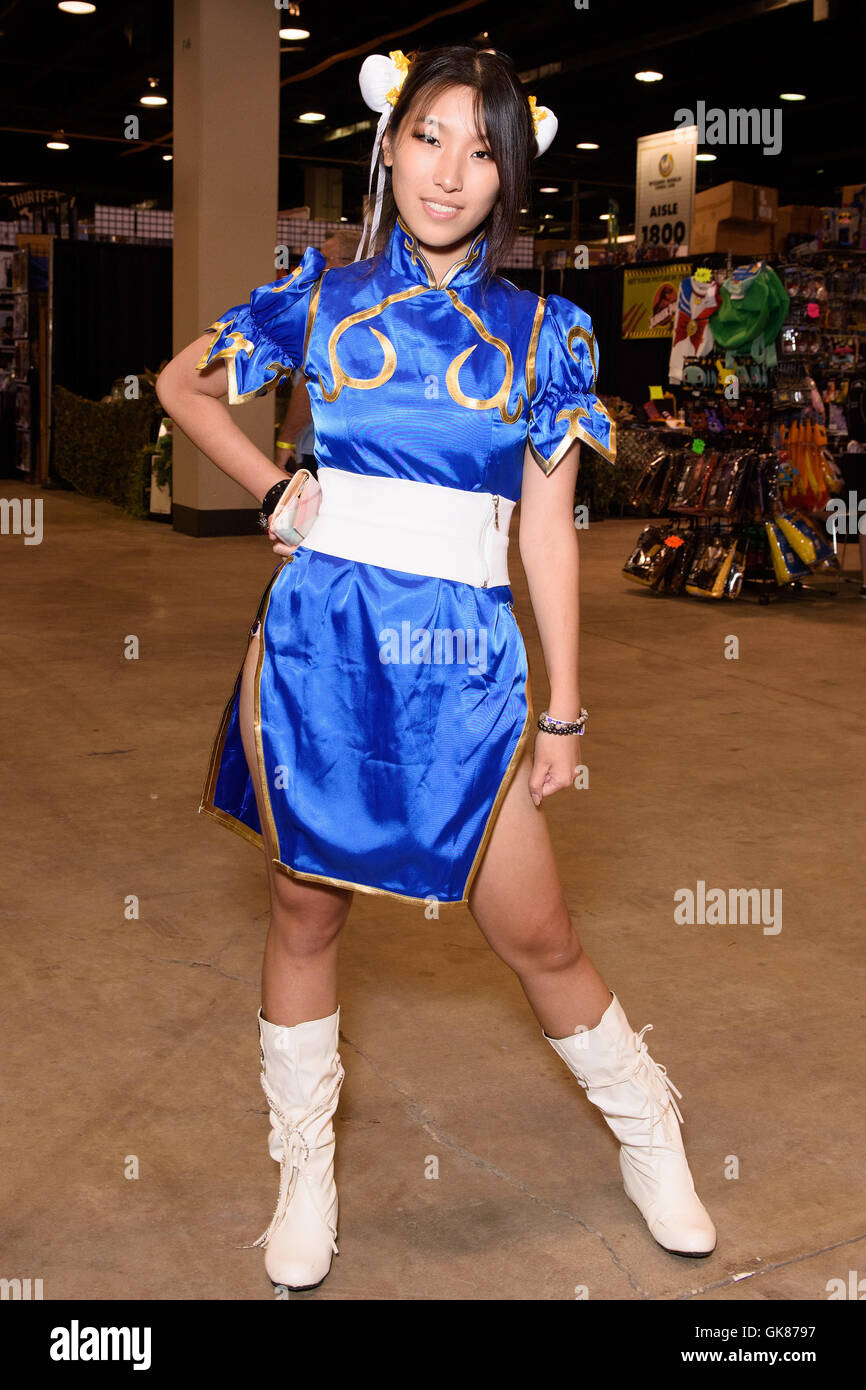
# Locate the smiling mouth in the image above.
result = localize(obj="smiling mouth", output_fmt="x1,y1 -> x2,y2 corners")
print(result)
422,199 -> 462,213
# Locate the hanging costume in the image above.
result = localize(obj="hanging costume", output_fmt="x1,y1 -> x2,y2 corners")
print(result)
668,275 -> 719,385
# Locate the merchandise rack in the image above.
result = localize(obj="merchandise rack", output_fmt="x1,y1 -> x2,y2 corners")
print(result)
620,250 -> 851,602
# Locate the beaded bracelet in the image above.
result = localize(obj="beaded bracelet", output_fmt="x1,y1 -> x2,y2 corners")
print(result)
537,708 -> 588,735
259,477 -> 292,531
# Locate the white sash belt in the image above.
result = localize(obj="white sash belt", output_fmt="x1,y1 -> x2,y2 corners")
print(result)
297,465 -> 515,589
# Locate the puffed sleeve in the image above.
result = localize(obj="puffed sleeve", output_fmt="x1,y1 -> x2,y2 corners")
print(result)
195,244 -> 326,404
526,293 -> 617,475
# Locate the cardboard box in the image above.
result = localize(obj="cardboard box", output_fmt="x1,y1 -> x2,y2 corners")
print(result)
776,205 -> 824,239
695,181 -> 778,223
695,181 -> 754,221
690,214 -> 775,255
754,185 -> 778,222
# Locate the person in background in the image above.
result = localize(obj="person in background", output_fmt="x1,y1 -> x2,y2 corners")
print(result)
274,229 -> 361,475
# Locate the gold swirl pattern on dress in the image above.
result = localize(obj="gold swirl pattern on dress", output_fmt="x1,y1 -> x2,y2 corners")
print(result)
527,399 -> 616,474
267,259 -> 310,294
196,323 -> 251,370
443,290 -> 523,423
566,323 -> 598,389
318,286 -> 429,401
439,235 -> 484,290
195,325 -> 292,404
402,232 -> 437,287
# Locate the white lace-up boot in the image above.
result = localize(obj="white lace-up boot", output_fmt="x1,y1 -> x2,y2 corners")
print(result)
244,1006 -> 345,1290
543,992 -> 716,1257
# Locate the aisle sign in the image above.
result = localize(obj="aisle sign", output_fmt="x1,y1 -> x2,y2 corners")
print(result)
622,263 -> 693,339
635,126 -> 697,255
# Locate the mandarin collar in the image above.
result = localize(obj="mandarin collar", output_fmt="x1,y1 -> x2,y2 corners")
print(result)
387,213 -> 488,291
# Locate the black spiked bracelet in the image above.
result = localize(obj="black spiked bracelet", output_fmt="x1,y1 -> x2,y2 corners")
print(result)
537,708 -> 588,735
259,477 -> 292,531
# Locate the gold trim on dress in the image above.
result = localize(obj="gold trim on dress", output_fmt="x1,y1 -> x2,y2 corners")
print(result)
463,625 -> 534,900
318,286 -> 429,402
196,322 -> 293,404
567,323 -> 598,390
439,229 -> 486,289
395,213 -> 437,287
253,580 -> 283,859
444,290 -> 523,423
198,565 -> 285,839
527,409 -> 616,475
303,270 -> 327,365
395,213 -> 486,291
525,295 -> 546,401
267,257 -> 313,294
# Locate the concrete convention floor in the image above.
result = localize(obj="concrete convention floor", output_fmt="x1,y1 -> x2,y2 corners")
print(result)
2,482 -> 864,1302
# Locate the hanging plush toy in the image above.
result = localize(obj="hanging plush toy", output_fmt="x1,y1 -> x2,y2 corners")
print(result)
711,262 -> 790,368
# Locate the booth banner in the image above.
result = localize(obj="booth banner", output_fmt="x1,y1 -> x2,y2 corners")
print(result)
622,263 -> 693,339
635,126 -> 697,255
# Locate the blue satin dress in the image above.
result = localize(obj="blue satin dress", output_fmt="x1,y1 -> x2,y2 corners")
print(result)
196,214 -> 615,907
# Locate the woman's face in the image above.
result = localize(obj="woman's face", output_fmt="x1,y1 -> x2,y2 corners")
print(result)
382,84 -> 500,252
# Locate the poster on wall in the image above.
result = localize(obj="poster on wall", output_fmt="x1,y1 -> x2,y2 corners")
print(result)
635,126 -> 697,255
622,263 -> 693,339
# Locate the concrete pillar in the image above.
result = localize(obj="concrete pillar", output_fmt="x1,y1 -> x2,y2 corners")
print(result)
171,0 -> 280,536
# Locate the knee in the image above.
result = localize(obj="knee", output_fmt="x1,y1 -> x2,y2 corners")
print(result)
269,882 -> 349,956
506,914 -> 583,975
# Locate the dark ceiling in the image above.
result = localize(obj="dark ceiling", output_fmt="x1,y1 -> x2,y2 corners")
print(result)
0,0 -> 862,241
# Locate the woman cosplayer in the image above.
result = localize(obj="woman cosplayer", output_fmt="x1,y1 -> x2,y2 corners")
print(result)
156,44 -> 716,1293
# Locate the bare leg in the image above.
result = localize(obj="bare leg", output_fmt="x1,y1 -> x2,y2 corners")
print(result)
239,625 -> 353,1026
468,745 -> 612,1038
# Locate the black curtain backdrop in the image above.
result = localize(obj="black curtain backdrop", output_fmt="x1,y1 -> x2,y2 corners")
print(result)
53,240 -> 172,401
505,260 -> 671,406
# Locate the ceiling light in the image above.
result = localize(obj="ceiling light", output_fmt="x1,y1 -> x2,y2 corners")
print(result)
140,77 -> 167,107
635,70 -> 663,82
58,2 -> 96,13
599,214 -> 612,221
576,142 -> 599,150
780,92 -> 806,101
297,111 -> 325,123
280,27 -> 310,40
162,154 -> 173,162
538,185 -> 559,193
47,138 -> 70,150
695,152 -> 717,162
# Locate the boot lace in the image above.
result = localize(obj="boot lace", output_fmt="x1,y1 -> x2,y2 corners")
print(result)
240,1061 -> 345,1254
581,1023 -> 685,1157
